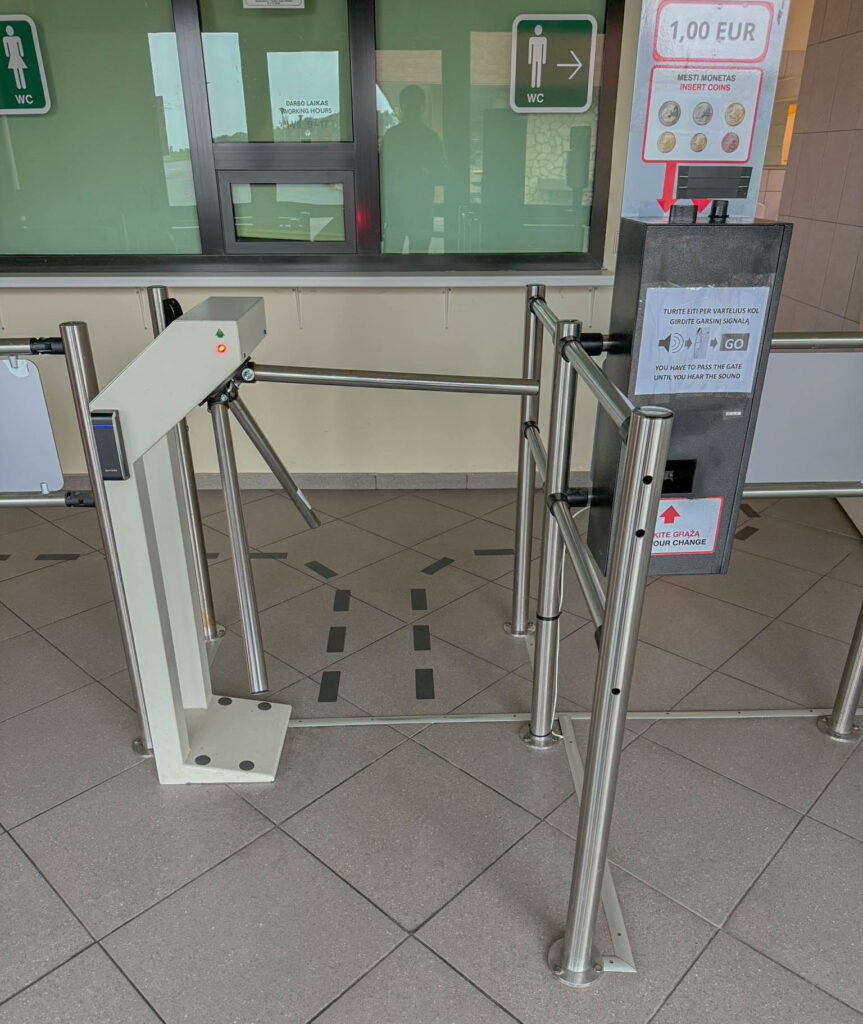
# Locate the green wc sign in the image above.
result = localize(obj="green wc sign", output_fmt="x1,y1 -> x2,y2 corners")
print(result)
510,14 -> 597,114
1,15 -> 50,115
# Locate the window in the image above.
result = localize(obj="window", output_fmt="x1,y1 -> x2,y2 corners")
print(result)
375,0 -> 608,256
0,2 -> 200,255
0,0 -> 620,270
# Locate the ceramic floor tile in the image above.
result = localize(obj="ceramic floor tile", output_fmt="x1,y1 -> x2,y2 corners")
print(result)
304,488 -> 403,518
0,685 -> 141,828
0,632 -> 93,723
638,582 -> 771,669
419,487 -> 516,516
284,741 -> 536,930
0,553 -> 112,628
0,506 -> 43,537
0,523 -> 92,582
415,675 -> 576,817
38,602 -> 123,681
830,548 -> 863,587
421,583 -> 583,672
0,946 -> 162,1024
208,629 -> 303,697
723,619 -> 852,706
333,625 -> 506,719
646,673 -> 855,812
728,817 -> 863,1012
548,623 -> 710,714
314,939 -> 515,1024
668,550 -> 820,617
548,737 -> 800,925
204,492 -> 332,548
258,587 -> 401,677
652,931 -> 863,1024
780,576 -> 863,643
764,497 -> 860,537
263,520 -> 402,580
810,744 -> 863,842
207,554 -> 318,626
334,548 -> 486,623
732,515 -> 861,573
13,761 -> 270,939
194,487 -> 271,517
497,557 -> 594,622
232,677 -> 404,823
103,831 -> 403,1024
346,494 -> 472,547
0,602 -> 28,642
482,491 -> 547,540
0,834 -> 90,1003
49,510 -> 105,552
418,824 -> 713,1024
414,519 -> 522,581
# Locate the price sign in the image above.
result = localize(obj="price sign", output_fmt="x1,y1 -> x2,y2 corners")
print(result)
655,1 -> 773,62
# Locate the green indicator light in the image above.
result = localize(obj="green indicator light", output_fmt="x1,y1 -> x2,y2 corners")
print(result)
216,329 -> 225,338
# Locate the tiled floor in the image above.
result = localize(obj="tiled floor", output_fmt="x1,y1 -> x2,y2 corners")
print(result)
0,490 -> 862,1023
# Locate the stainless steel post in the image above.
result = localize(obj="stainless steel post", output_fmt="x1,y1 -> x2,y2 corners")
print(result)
209,401 -> 269,695
549,406 -> 673,987
228,396 -> 320,530
146,286 -> 221,643
507,284 -> 546,638
524,318 -> 579,749
60,322 -> 153,754
818,600 -> 863,741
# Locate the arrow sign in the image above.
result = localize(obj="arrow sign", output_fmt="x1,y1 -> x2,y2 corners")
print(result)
657,162 -> 677,213
693,198 -> 712,215
556,50 -> 583,79
660,506 -> 680,525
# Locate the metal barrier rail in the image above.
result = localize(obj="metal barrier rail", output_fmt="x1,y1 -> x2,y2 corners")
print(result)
252,364 -> 539,396
511,284 -> 863,989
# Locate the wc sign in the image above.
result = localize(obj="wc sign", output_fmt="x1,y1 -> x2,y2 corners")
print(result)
510,14 -> 597,113
0,15 -> 50,115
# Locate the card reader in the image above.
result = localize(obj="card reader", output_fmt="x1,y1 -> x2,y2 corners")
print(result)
91,411 -> 130,481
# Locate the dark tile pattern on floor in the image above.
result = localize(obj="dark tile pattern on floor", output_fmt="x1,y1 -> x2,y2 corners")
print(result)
0,491 -> 861,1024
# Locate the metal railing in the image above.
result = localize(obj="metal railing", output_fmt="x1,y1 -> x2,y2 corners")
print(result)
510,284 -> 863,989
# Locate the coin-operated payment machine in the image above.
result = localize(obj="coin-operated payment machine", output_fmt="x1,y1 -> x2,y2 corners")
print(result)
588,216 -> 791,575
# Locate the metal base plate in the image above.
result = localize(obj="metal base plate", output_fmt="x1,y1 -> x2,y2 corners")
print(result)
519,722 -> 559,749
504,620 -> 536,636
816,715 -> 860,743
159,697 -> 291,784
547,938 -> 603,988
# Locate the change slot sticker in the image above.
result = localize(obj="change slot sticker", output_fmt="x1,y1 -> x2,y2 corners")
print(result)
652,497 -> 723,556
636,285 -> 769,396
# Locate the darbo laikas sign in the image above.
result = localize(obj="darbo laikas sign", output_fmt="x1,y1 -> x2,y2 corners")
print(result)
636,285 -> 769,396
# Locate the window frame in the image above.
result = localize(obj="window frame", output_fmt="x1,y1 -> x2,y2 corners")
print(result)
0,0 -> 624,274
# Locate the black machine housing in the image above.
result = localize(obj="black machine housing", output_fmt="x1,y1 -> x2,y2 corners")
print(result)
587,216 -> 791,577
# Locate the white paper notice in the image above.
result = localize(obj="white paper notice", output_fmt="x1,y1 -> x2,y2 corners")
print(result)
243,0 -> 304,8
652,497 -> 723,556
636,286 -> 769,395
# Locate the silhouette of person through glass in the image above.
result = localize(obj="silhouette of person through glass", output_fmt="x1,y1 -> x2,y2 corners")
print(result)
381,85 -> 445,254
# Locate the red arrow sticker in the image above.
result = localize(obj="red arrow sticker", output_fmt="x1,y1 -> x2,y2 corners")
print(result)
652,497 -> 724,556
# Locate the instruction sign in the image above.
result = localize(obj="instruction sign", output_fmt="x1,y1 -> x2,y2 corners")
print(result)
0,15 -> 49,115
510,14 -> 597,114
243,0 -> 304,7
636,286 -> 769,395
652,497 -> 723,556
622,0 -> 788,218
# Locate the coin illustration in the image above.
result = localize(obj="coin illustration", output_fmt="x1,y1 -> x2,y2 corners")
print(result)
657,131 -> 677,154
725,102 -> 745,126
692,102 -> 713,125
658,101 -> 681,126
721,132 -> 740,153
690,133 -> 708,153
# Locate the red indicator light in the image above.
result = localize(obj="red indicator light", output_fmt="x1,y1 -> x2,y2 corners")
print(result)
216,344 -> 227,354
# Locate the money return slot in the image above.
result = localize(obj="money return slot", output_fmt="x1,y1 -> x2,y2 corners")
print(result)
587,216 -> 791,576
